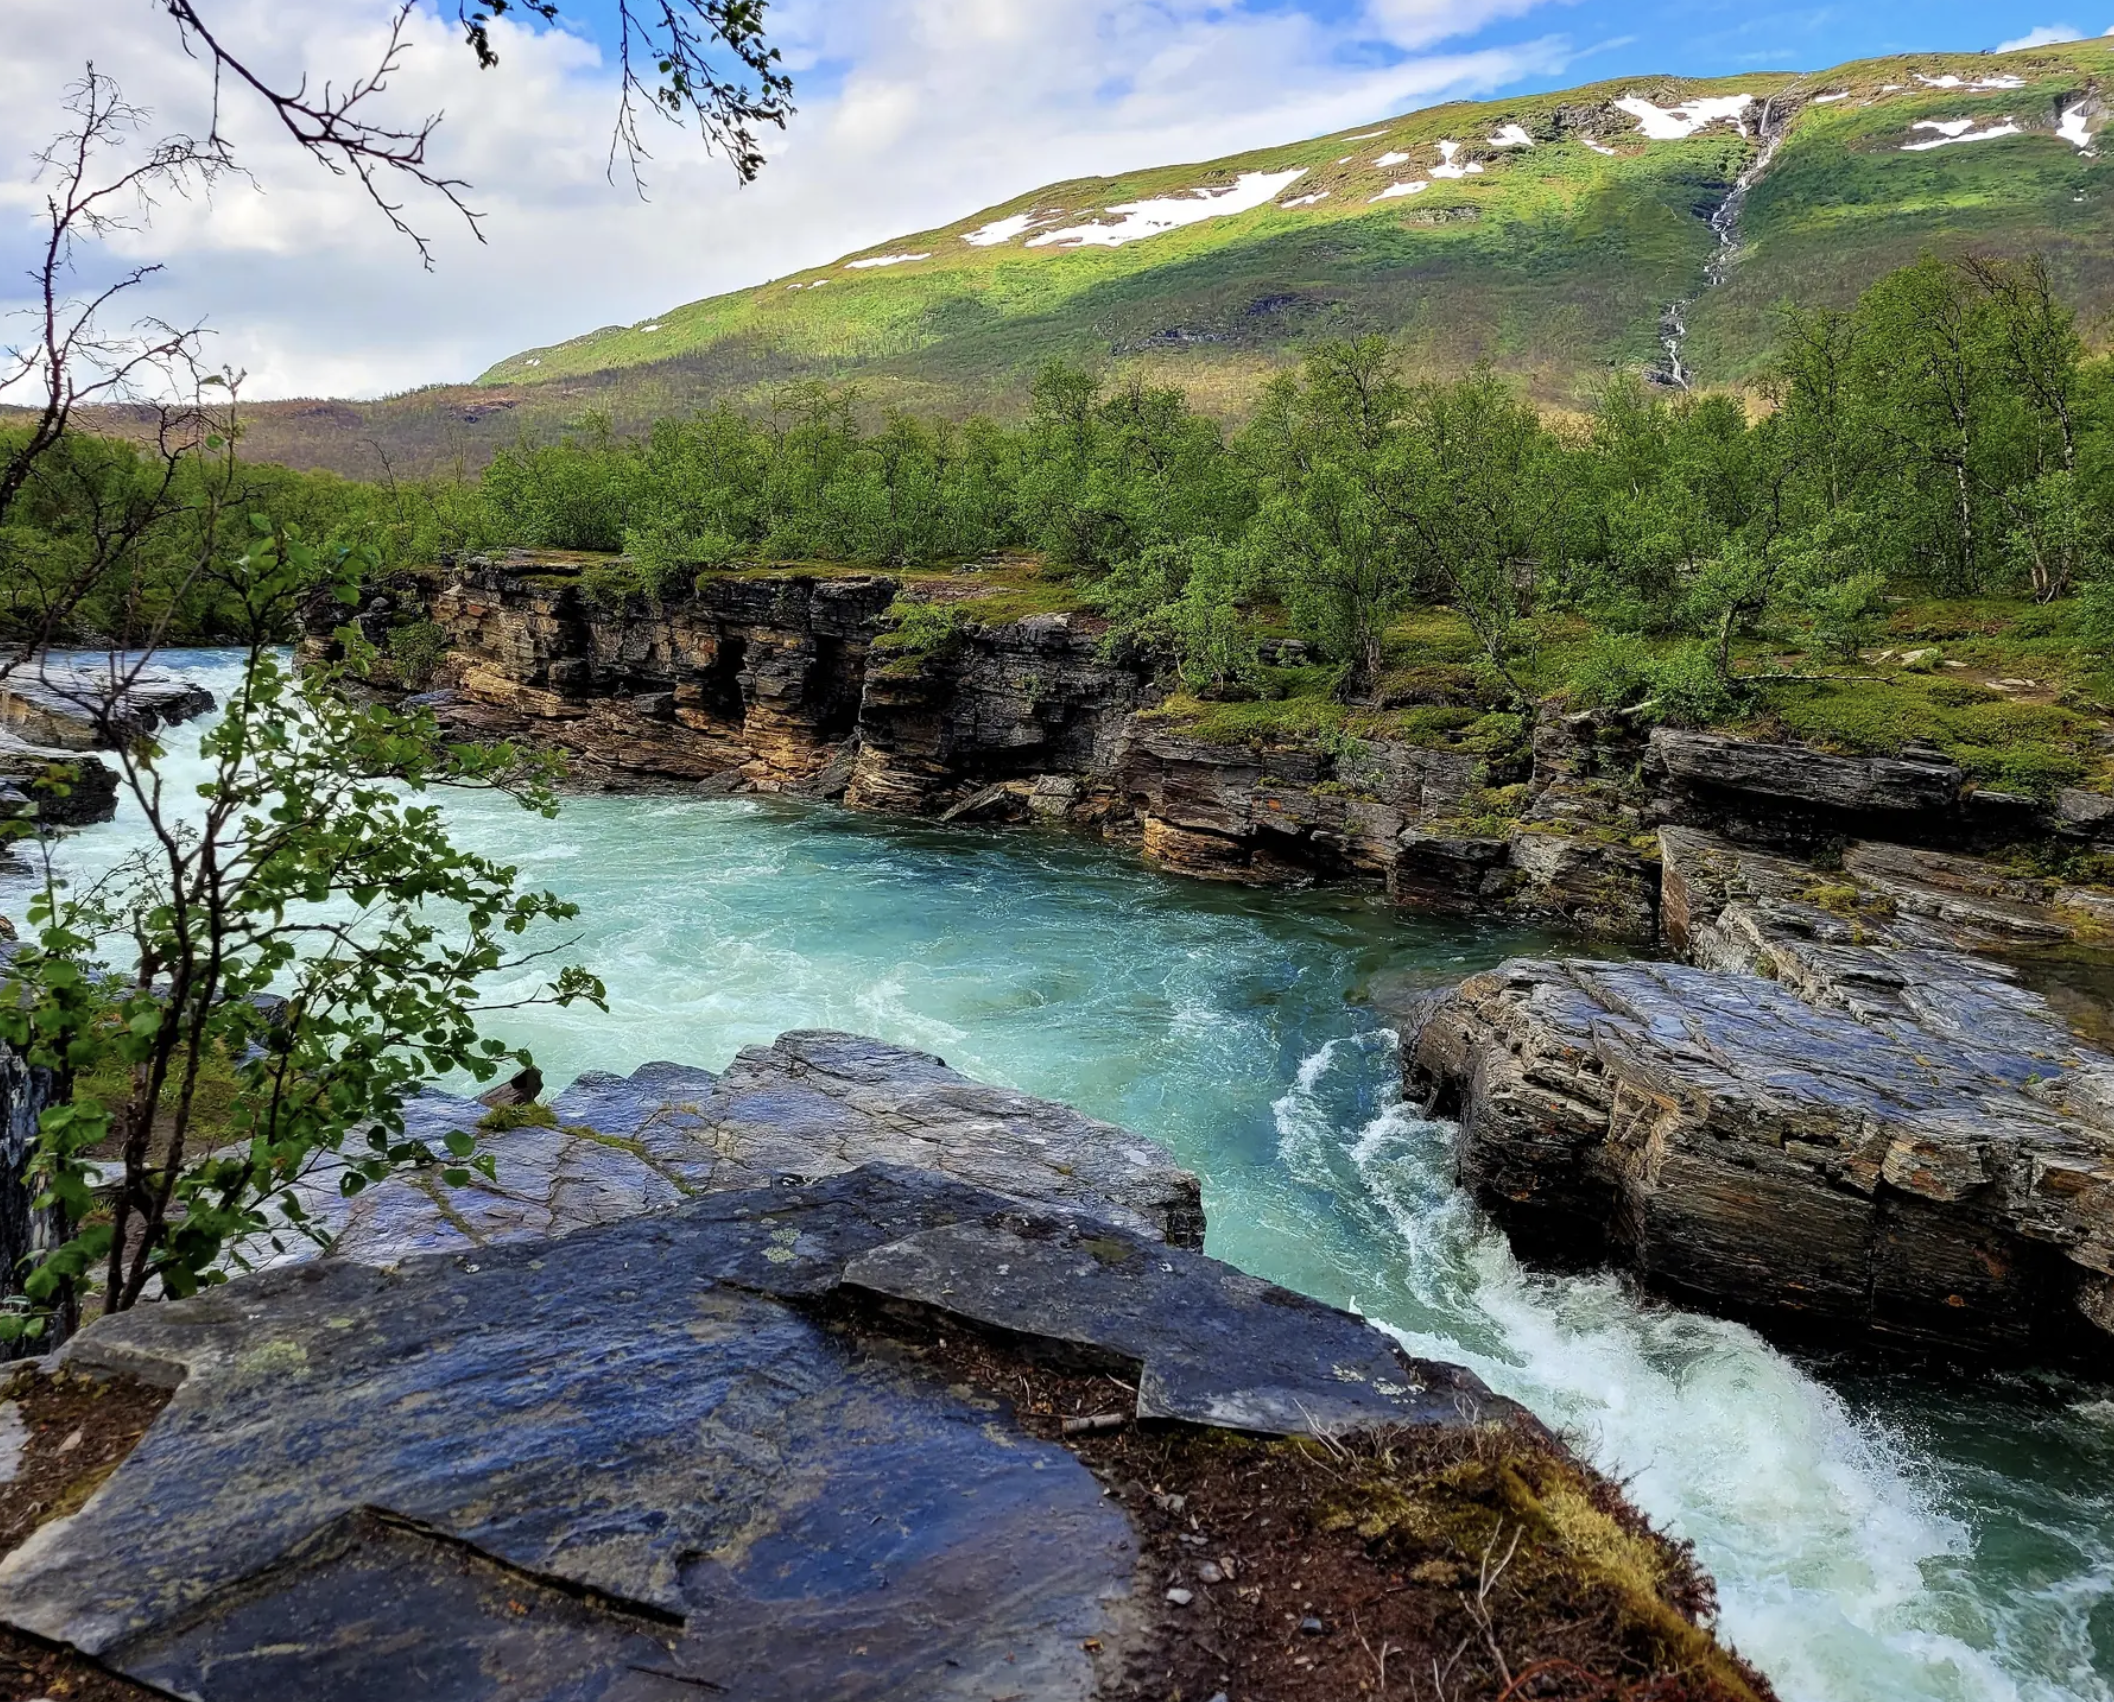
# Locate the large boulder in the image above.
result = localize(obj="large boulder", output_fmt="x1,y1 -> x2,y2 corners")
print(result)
1404,956 -> 2114,1367
303,1032 -> 1205,1267
3,1166 -> 1519,1700
0,668 -> 214,753
0,738 -> 119,828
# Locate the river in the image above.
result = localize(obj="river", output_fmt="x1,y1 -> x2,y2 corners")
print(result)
9,649 -> 2111,1702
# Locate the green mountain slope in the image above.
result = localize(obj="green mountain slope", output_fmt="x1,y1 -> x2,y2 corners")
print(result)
205,40 -> 2109,475
478,41 -> 2111,410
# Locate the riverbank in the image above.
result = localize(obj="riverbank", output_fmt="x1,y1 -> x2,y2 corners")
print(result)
6,648 -> 2113,1701
301,554 -> 2114,1369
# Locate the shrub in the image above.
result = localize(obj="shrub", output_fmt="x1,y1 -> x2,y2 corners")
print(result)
1567,633 -> 1658,711
876,599 -> 966,662
385,621 -> 450,691
478,1101 -> 558,1132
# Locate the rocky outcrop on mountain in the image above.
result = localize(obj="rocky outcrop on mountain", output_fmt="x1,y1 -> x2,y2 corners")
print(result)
1404,954 -> 2114,1366
296,1031 -> 1205,1265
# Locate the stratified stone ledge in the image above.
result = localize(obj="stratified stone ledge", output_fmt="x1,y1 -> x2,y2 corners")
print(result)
5,1166 -> 1523,1700
306,1031 -> 1203,1266
1405,956 -> 2114,1367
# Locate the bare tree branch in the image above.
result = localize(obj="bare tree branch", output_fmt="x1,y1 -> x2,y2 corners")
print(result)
0,66 -> 238,681
154,0 -> 795,259
160,0 -> 477,268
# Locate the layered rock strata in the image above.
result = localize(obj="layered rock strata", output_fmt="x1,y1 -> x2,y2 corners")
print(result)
344,555 -> 1693,938
317,553 -> 2114,945
1406,955 -> 2114,1365
0,664 -> 214,830
1405,822 -> 2114,1369
0,1038 -> 1563,1702
0,669 -> 214,753
298,1031 -> 1206,1263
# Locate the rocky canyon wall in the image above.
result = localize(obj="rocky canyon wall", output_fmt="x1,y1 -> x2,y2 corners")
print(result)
339,554 -> 2114,956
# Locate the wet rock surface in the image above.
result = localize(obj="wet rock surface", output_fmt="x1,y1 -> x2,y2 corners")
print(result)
1404,954 -> 2114,1366
311,1032 -> 1204,1265
0,664 -> 213,831
0,667 -> 215,754
1,1165 -> 1520,1700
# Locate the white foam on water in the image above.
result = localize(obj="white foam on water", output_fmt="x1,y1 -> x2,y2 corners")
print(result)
1370,180 -> 1429,201
1431,140 -> 1483,179
845,253 -> 932,269
1281,191 -> 1330,207
1025,168 -> 1307,249
1903,120 -> 2022,151
1615,94 -> 1754,139
962,212 -> 1043,247
1374,150 -> 1411,166
1488,124 -> 1535,147
1268,1033 -> 2114,1702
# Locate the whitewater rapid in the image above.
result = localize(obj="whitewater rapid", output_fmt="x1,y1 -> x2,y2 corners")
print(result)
8,650 -> 2109,1702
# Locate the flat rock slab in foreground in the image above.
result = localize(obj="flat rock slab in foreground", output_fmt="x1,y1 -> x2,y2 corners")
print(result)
318,1031 -> 1205,1264
1,1167 -> 1514,1701
1406,956 -> 2114,1366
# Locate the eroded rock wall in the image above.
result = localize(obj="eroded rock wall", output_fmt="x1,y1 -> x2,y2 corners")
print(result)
340,554 -> 2114,951
426,561 -> 898,790
1405,956 -> 2114,1367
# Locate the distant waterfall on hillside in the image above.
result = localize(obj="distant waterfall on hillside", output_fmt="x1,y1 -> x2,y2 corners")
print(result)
1656,93 -> 1793,389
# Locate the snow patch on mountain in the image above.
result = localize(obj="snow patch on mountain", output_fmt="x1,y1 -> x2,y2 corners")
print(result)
1901,118 -> 2021,151
1025,169 -> 1308,249
1614,94 -> 1753,140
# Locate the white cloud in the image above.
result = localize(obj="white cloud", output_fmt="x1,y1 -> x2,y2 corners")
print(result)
0,0 -> 1579,400
1996,24 -> 2083,49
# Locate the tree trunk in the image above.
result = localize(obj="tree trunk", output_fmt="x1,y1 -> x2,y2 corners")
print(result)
0,1039 -> 64,1357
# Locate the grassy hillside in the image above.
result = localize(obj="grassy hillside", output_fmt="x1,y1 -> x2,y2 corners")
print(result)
217,39 -> 2111,474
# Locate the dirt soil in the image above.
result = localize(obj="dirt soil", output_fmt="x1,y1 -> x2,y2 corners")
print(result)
0,1623 -> 170,1701
0,1365 -> 175,1699
870,1317 -> 1782,1702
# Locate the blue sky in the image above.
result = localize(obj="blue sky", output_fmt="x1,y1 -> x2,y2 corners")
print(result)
546,1 -> 2096,101
0,0 -> 2101,398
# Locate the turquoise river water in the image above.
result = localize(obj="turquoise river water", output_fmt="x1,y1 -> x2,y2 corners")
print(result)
10,650 -> 2112,1702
